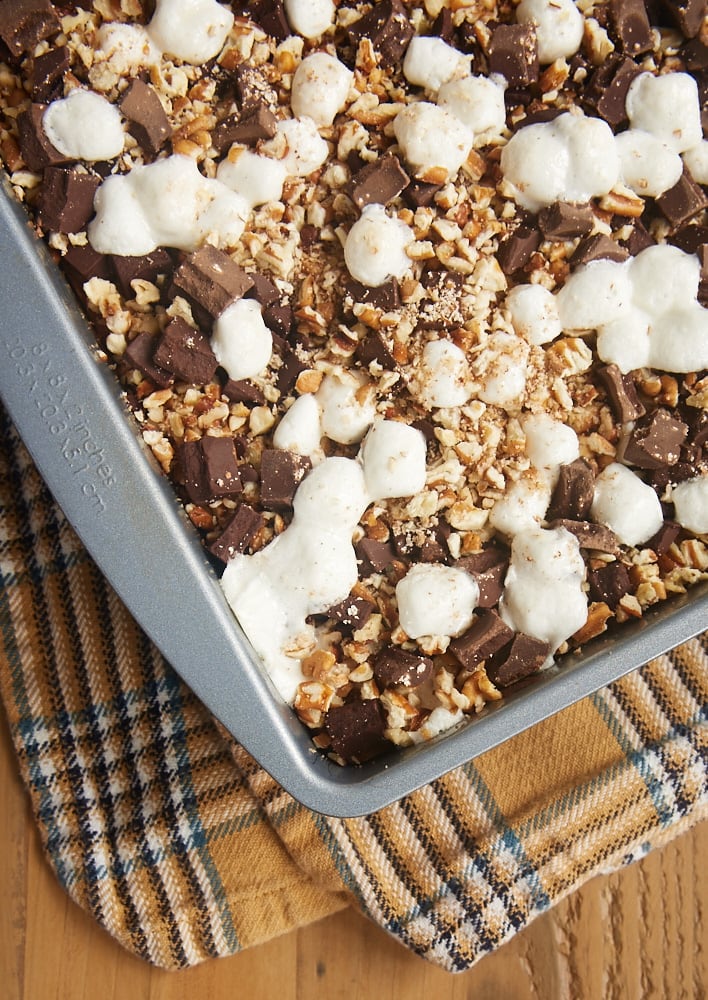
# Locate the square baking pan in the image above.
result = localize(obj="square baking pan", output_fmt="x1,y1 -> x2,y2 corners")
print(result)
1,175 -> 706,818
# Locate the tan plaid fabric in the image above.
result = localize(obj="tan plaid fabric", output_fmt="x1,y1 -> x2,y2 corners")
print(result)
1,403 -> 706,971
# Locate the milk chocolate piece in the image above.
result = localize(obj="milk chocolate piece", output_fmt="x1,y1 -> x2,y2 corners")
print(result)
348,0 -> 414,69
327,594 -> 376,630
259,449 -> 311,510
583,55 -> 641,129
275,344 -> 305,392
0,0 -> 60,58
213,106 -> 277,151
325,699 -> 388,763
356,537 -> 397,575
661,0 -> 704,38
538,201 -> 595,241
449,610 -> 514,670
669,224 -> 708,254
487,633 -> 549,688
174,437 -> 243,503
488,24 -> 539,87
656,168 -> 708,229
547,459 -> 595,521
374,647 -> 433,689
646,520 -> 682,555
221,378 -> 266,405
609,0 -> 654,55
346,277 -> 401,312
681,37 -> 708,71
119,79 -> 170,158
153,317 -> 218,384
403,179 -> 441,208
622,221 -> 656,256
588,562 -> 632,609
623,409 -> 688,469
172,246 -> 253,321
431,7 -> 454,44
597,364 -> 646,423
355,329 -> 397,369
246,271 -> 280,308
234,63 -> 277,115
548,519 -> 620,554
110,248 -> 173,298
571,234 -> 629,266
347,154 -> 410,211
17,103 -> 71,172
124,332 -> 173,388
31,45 -> 70,102
208,505 -> 263,562
38,166 -> 100,233
456,548 -> 509,608
497,225 -> 541,274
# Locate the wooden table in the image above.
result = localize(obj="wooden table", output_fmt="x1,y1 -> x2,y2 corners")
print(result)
2,707 -> 706,999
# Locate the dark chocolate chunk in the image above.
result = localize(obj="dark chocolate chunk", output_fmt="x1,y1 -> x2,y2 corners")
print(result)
347,154 -> 410,211
31,45 -> 70,102
348,0 -> 414,69
246,271 -> 280,308
486,633 -> 549,688
656,167 -> 708,229
488,24 -> 539,87
119,79 -> 170,159
699,244 -> 708,307
263,302 -> 294,338
327,594 -> 376,631
547,458 -> 595,521
373,646 -> 433,689
325,699 -> 388,763
172,441 -> 206,502
538,201 -> 595,241
124,332 -> 173,388
259,449 -> 311,510
456,548 -> 509,608
646,519 -> 682,555
661,0 -> 704,38
234,62 -> 277,115
17,103 -> 71,172
609,0 -> 654,55
622,221 -> 656,256
668,223 -> 708,255
62,243 -> 112,300
402,179 -> 442,208
571,234 -> 629,266
448,610 -> 514,670
38,166 -> 99,233
597,364 -> 646,423
221,378 -> 266,405
355,329 -> 397,370
548,519 -> 621,554
582,55 -> 642,129
356,537 -> 397,575
683,398 -> 708,448
420,522 -> 451,564
431,7 -> 455,44
153,317 -> 218,384
0,0 -> 60,58
208,504 -> 263,563
345,276 -> 401,312
173,437 -> 242,503
110,248 -> 173,298
497,225 -> 541,274
213,105 -> 277,152
172,246 -> 253,321
588,561 -> 632,609
623,408 -> 688,469
681,37 -> 708,71
274,344 -> 306,392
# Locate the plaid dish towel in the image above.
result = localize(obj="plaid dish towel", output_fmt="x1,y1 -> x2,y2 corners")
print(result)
1,403 -> 706,973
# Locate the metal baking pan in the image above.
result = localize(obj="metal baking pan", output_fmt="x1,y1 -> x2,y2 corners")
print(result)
1,176 -> 706,817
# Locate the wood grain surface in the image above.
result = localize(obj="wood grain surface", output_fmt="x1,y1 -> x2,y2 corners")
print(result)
2,706 -> 706,1000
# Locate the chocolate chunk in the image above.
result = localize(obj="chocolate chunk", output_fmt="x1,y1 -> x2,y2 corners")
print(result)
348,0 -> 414,69
582,55 -> 642,129
486,633 -> 549,688
38,166 -> 99,233
213,105 -> 277,152
119,79 -> 170,159
497,225 -> 541,274
623,408 -> 688,469
124,332 -> 173,388
402,179 -> 442,208
420,522 -> 451,564
588,561 -> 632,609
208,505 -> 263,563
259,449 -> 311,510
699,244 -> 708,307
448,610 -> 514,670
609,0 -> 654,55
683,399 -> 708,448
172,246 -> 253,321
538,201 -> 595,241
17,103 -> 71,172
31,45 -> 70,102
548,519 -> 621,554
488,24 -> 539,87
661,0 -> 704,38
327,594 -> 376,631
373,647 -> 433,689
547,459 -> 595,521
656,167 -> 708,229
263,302 -> 294,338
356,537 -> 397,575
345,276 -> 401,312
456,548 -> 509,608
110,248 -> 173,298
597,364 -> 646,423
221,378 -> 266,405
153,317 -> 218,384
622,221 -> 656,256
62,243 -> 112,300
347,154 -> 410,211
646,519 -> 682,555
174,437 -> 242,503
431,7 -> 455,44
234,63 -> 277,115
571,234 -> 629,266
668,223 -> 708,255
274,344 -> 305,392
681,37 -> 708,71
325,699 -> 388,763
246,271 -> 280,308
355,329 -> 397,370
0,0 -> 60,58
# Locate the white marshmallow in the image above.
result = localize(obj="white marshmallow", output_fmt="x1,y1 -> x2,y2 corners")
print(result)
516,0 -> 584,63
522,413 -> 579,486
409,707 -> 464,742
596,309 -> 651,373
290,52 -> 352,127
316,370 -> 376,444
211,299 -> 273,380
506,283 -> 562,345
396,564 -> 479,639
591,463 -> 664,547
488,476 -> 551,537
475,331 -> 528,408
672,476 -> 708,535
95,24 -> 160,72
556,259 -> 632,331
629,244 -> 700,317
272,116 -> 329,176
284,0 -> 335,39
615,129 -> 684,198
292,456 -> 370,533
393,101 -> 473,181
437,75 -> 507,144
343,204 -> 412,287
360,420 -> 427,500
648,305 -> 708,373
216,147 -> 287,208
682,141 -> 708,185
43,90 -> 125,162
626,72 -> 703,154
147,0 -> 234,64
414,338 -> 471,410
273,393 -> 323,457
403,36 -> 468,92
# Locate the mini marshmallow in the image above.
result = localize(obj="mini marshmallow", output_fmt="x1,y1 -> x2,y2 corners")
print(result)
95,24 -> 160,72
475,331 -> 528,408
556,259 -> 633,331
43,90 -> 125,162
403,36 -> 468,92
273,393 -> 323,457
629,244 -> 699,317
147,0 -> 234,64
672,476 -> 708,535
343,204 -> 412,287
396,564 -> 479,639
522,413 -> 579,486
284,0 -> 335,39
271,117 -> 329,177
437,75 -> 506,144
596,308 -> 652,373
211,299 -> 273,380
360,420 -> 427,500
516,0 -> 584,63
393,101 -> 473,182
615,129 -> 683,198
216,147 -> 287,208
292,456 -> 370,533
414,338 -> 471,409
488,476 -> 551,537
316,369 -> 376,444
290,52 -> 352,127
648,305 -> 708,373
506,283 -> 562,345
682,141 -> 708,185
590,463 -> 664,547
626,72 -> 702,154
